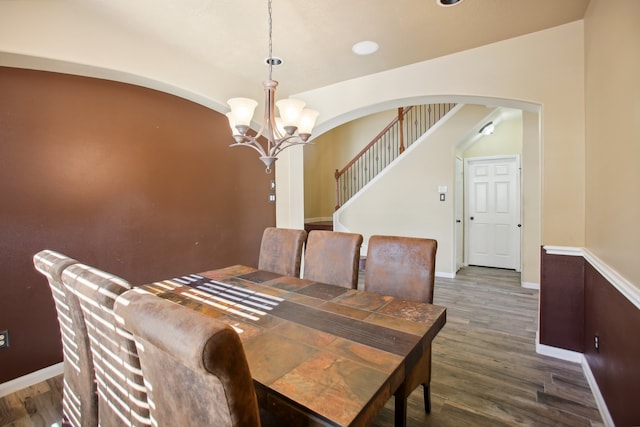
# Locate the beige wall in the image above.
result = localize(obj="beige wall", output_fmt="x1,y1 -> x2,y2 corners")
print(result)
584,0 -> 640,286
303,133 -> 335,219
335,105 -> 493,275
325,106 -> 542,283
304,110 -> 397,219
463,115 -> 522,158
521,111 -> 542,286
295,21 -> 585,249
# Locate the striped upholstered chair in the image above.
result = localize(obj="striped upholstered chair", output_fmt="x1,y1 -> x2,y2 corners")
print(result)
364,235 -> 438,427
258,227 -> 307,277
62,263 -> 151,427
114,288 -> 261,427
33,250 -> 98,427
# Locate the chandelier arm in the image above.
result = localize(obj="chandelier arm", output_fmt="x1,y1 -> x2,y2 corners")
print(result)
229,139 -> 268,157
271,139 -> 314,157
268,135 -> 297,155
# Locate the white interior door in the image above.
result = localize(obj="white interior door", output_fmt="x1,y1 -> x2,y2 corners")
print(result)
455,156 -> 464,272
465,156 -> 520,270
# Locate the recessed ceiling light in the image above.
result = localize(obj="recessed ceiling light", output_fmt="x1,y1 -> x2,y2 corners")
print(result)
352,41 -> 379,56
437,0 -> 463,7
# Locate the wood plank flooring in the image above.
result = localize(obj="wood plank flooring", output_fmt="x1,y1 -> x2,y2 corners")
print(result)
370,266 -> 603,427
0,266 -> 603,427
0,376 -> 63,427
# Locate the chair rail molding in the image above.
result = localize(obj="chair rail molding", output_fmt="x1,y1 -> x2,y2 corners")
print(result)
543,245 -> 640,310
583,248 -> 640,311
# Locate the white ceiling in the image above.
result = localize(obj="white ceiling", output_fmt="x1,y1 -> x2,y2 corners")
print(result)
0,0 -> 590,102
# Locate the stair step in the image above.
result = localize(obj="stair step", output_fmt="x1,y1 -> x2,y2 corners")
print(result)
304,221 -> 333,233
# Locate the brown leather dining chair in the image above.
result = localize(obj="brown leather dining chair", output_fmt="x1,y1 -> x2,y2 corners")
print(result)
114,288 -> 261,427
33,250 -> 98,427
62,263 -> 151,427
303,230 -> 363,288
258,227 -> 307,277
364,235 -> 438,427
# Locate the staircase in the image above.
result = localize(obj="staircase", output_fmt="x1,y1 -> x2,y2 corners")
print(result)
334,103 -> 456,209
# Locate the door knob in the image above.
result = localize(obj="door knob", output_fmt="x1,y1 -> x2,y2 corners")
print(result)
517,224 -> 522,227
470,216 -> 474,220
456,220 -> 461,223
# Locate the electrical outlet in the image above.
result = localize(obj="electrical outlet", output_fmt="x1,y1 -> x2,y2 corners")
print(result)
0,330 -> 9,349
594,334 -> 599,352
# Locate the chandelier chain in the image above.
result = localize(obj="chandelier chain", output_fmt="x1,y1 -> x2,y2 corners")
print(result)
268,0 -> 273,81
226,0 -> 318,173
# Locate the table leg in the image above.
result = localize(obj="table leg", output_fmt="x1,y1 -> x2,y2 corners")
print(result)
394,394 -> 407,427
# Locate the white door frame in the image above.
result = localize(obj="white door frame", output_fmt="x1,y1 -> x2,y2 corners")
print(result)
464,155 -> 521,271
455,155 -> 464,272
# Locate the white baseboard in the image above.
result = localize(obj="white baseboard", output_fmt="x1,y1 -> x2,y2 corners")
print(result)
535,333 -> 584,363
436,271 -> 456,279
522,281 -> 540,290
535,333 -> 613,426
581,356 -> 615,427
0,362 -> 63,398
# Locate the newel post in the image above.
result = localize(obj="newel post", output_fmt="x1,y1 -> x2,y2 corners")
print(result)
334,169 -> 341,211
398,107 -> 405,154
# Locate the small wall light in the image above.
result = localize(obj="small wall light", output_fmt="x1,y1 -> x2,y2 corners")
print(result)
479,121 -> 495,136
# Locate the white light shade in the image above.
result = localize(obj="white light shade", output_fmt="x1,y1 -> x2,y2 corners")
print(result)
225,112 -> 238,134
276,98 -> 306,127
298,109 -> 319,135
274,117 -> 286,137
227,98 -> 258,126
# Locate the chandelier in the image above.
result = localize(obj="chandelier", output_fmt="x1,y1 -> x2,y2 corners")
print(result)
226,0 -> 319,173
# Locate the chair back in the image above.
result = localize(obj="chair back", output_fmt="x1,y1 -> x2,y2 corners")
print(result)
258,227 -> 307,277
303,230 -> 363,288
62,264 -> 151,427
364,235 -> 437,303
114,288 -> 261,427
364,235 -> 438,423
33,250 -> 98,427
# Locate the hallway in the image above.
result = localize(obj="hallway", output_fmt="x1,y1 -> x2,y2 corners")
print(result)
371,266 -> 603,426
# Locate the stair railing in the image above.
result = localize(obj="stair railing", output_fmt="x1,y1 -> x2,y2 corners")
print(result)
334,103 -> 456,209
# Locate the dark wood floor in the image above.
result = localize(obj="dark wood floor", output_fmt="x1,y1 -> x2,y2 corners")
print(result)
0,267 -> 603,427
0,375 -> 63,427
371,267 -> 603,427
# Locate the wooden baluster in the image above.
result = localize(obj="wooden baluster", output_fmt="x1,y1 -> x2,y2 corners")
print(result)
398,107 -> 405,154
335,169 -> 340,211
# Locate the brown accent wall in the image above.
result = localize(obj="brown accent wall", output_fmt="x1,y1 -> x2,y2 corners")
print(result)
584,264 -> 640,427
539,247 -> 585,352
541,248 -> 640,425
0,67 -> 275,383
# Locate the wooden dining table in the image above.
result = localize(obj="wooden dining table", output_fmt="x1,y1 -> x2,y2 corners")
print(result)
139,265 -> 446,427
